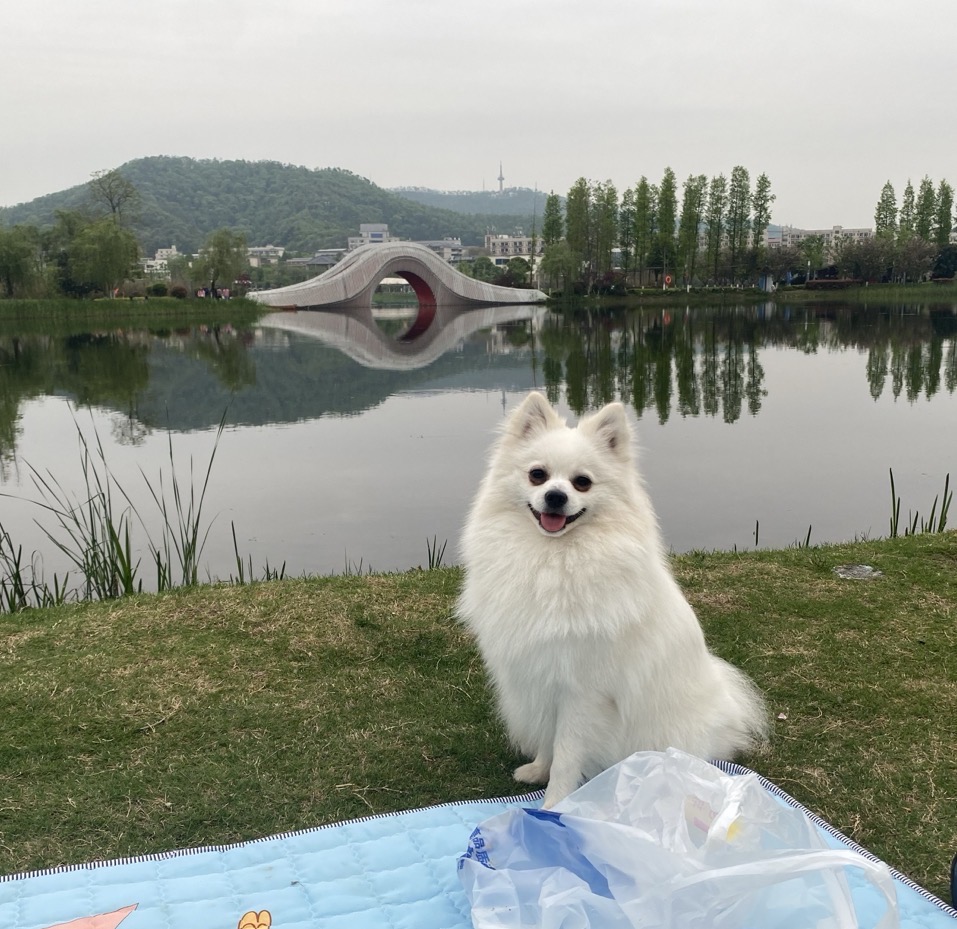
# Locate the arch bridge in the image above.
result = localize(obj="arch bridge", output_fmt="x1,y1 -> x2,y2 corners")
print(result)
247,242 -> 546,313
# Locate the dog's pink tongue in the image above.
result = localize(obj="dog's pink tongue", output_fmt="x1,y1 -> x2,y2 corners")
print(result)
540,513 -> 567,533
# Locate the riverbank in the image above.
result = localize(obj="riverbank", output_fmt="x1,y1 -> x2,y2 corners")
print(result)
0,296 -> 265,335
547,280 -> 957,309
1,531 -> 954,902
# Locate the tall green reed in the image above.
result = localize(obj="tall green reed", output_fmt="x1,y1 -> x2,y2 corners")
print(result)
0,409 -> 229,611
889,469 -> 951,538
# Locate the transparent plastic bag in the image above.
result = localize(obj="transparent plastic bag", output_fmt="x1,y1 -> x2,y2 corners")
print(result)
459,749 -> 899,929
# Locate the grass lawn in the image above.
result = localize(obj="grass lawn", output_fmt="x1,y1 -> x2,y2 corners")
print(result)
1,532 -> 954,903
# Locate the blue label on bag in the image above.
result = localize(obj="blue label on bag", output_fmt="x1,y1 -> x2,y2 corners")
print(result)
460,826 -> 493,870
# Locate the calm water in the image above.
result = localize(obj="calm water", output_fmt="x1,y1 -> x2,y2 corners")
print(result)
1,300 -> 955,590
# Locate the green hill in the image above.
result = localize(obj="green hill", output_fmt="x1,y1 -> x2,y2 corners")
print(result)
390,186 -> 551,218
0,156 -> 535,255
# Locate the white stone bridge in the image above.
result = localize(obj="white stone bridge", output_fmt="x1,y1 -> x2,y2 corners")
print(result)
247,241 -> 547,311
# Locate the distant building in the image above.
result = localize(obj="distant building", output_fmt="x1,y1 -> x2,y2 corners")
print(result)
348,223 -> 398,250
247,245 -> 285,267
286,248 -> 347,270
416,237 -> 464,263
768,225 -> 873,259
690,225 -> 876,261
141,258 -> 170,279
140,246 -> 180,278
485,233 -> 543,262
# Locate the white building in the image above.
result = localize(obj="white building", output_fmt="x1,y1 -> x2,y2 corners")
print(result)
417,237 -> 464,263
485,233 -> 543,260
247,245 -> 285,267
769,225 -> 873,256
347,223 -> 399,250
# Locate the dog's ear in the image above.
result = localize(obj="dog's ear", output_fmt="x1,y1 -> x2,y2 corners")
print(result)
505,391 -> 564,442
579,402 -> 631,457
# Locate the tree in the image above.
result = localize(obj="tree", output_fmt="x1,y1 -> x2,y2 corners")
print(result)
196,228 -> 248,295
460,256 -> 497,282
0,225 -> 41,297
88,169 -> 141,226
69,217 -> 139,295
725,167 -> 751,282
617,187 -> 635,275
750,173 -> 775,253
656,168 -> 678,281
895,237 -> 936,283
835,237 -> 890,282
898,180 -> 915,244
676,174 -> 707,284
541,192 -> 564,247
932,243 -> 957,279
765,244 -> 803,284
704,173 -> 727,280
933,179 -> 953,247
874,181 -> 897,240
591,180 -> 618,279
632,177 -> 656,285
564,178 -> 591,289
539,241 -> 578,293
501,257 -> 530,287
914,176 -> 936,241
798,235 -> 826,279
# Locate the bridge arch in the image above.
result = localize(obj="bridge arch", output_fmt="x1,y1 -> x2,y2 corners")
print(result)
249,242 -> 546,311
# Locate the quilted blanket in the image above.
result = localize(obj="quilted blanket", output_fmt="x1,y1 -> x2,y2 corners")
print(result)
2,763 -> 955,929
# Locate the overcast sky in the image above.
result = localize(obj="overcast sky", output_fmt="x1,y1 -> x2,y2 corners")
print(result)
3,0 -> 956,230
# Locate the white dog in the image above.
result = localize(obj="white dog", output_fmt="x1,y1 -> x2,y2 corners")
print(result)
458,392 -> 767,807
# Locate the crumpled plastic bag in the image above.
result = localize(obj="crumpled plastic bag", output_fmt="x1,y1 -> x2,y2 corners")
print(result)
459,749 -> 899,929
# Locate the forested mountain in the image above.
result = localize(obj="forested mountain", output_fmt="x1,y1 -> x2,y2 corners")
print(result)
0,156 -> 535,255
391,186 -> 551,218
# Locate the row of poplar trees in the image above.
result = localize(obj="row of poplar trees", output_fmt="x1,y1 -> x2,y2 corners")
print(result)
538,167 -> 774,293
874,177 -> 953,248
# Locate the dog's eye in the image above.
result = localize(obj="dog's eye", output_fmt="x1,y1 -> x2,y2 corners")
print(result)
528,468 -> 548,485
572,475 -> 592,492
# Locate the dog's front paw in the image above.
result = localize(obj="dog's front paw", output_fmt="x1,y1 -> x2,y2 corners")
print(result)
514,759 -> 550,784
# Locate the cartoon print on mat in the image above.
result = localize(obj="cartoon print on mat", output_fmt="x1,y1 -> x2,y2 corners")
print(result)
238,912 -> 271,929
42,904 -> 137,929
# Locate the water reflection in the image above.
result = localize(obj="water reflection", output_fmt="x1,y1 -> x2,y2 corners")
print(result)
1,303 -> 956,465
258,303 -> 546,370
1,300 -> 955,580
537,303 -> 957,423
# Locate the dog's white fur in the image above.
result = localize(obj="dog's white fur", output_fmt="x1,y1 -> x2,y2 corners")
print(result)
458,392 -> 768,807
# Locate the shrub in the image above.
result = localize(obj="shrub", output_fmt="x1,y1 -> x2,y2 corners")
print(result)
170,285 -> 189,299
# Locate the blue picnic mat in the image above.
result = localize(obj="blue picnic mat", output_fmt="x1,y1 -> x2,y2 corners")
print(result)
2,764 -> 954,929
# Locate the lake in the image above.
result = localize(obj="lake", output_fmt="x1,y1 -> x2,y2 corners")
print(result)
1,299 -> 955,594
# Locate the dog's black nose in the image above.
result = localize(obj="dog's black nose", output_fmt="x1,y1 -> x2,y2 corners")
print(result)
544,489 -> 568,510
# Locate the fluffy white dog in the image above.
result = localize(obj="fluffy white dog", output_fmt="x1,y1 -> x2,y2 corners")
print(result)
458,392 -> 768,807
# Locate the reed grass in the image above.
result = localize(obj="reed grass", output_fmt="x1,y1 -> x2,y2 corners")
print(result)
889,469 -> 951,538
18,422 -> 145,600
229,521 -> 287,584
140,413 -> 226,588
426,535 -> 448,570
0,409 -> 232,611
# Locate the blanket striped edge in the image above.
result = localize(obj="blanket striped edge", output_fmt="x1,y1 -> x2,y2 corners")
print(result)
0,789 -> 546,883
3,761 -> 955,921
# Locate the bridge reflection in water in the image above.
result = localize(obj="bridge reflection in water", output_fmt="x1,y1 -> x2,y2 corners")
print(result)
258,303 -> 546,370
248,241 -> 547,312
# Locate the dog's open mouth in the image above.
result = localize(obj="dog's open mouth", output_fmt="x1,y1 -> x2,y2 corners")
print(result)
528,504 -> 586,533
